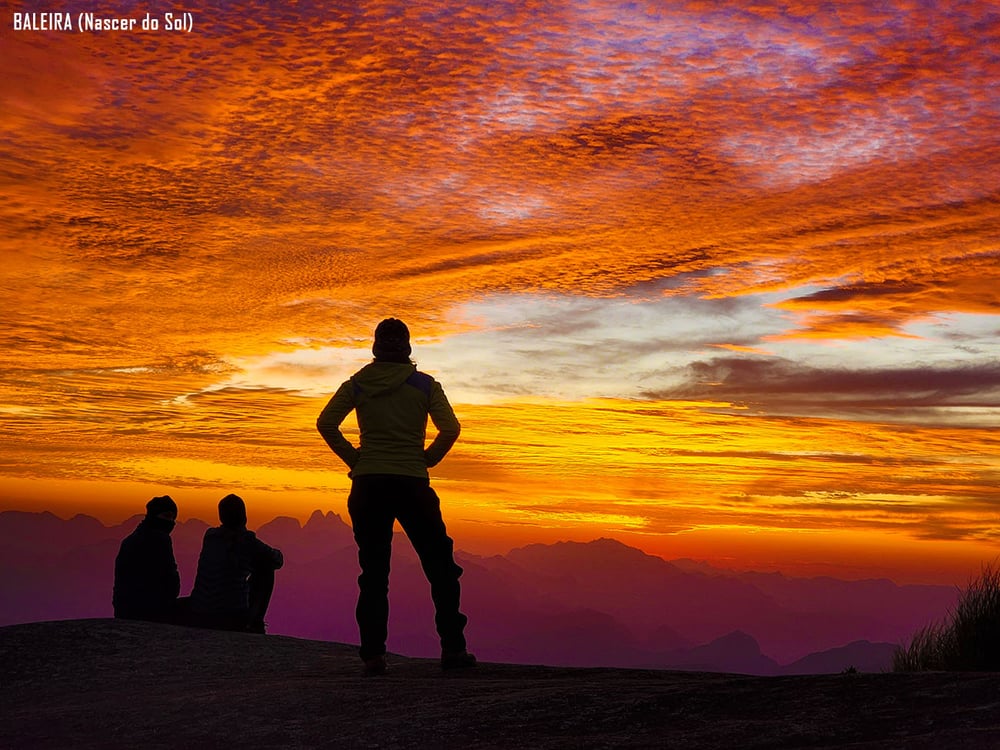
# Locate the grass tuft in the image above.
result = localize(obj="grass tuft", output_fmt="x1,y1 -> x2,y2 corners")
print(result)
894,562 -> 1000,672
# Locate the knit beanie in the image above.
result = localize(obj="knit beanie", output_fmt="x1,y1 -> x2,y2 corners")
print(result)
218,493 -> 248,528
372,318 -> 411,360
145,495 -> 178,518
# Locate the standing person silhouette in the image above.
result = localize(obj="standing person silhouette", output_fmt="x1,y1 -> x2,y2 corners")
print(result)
317,318 -> 475,675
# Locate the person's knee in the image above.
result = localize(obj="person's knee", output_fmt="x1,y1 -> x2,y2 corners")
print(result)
420,554 -> 463,583
250,566 -> 276,585
357,569 -> 390,591
356,547 -> 392,578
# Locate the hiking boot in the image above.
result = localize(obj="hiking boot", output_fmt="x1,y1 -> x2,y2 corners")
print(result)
441,649 -> 477,671
363,654 -> 388,676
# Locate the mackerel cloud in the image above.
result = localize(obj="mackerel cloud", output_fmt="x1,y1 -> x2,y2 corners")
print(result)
2,0 -> 999,415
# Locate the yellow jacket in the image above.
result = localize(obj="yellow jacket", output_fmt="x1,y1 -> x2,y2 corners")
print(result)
316,362 -> 460,478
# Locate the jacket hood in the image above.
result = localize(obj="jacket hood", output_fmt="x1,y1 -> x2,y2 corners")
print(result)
351,362 -> 417,398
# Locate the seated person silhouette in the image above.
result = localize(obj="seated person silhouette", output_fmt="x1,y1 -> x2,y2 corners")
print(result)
113,495 -> 183,623
190,494 -> 284,634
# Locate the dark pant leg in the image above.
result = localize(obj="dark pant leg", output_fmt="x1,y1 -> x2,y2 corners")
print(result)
247,566 -> 276,627
396,478 -> 468,653
348,475 -> 396,660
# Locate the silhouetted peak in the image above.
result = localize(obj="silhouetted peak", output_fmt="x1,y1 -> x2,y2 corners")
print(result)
507,537 -> 675,574
781,639 -> 898,675
1,509 -> 60,523
512,537 -> 642,557
686,630 -> 766,664
259,516 -> 302,535
670,558 -> 727,576
1,510 -> 110,529
680,630 -> 779,674
706,630 -> 760,652
67,513 -> 106,532
0,509 -> 63,532
304,509 -> 348,530
114,514 -> 145,530
587,537 -> 641,552
0,510 -> 117,541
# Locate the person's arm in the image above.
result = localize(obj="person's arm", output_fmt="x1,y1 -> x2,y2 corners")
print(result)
248,534 -> 284,570
160,536 -> 181,600
424,381 -> 461,468
316,380 -> 361,469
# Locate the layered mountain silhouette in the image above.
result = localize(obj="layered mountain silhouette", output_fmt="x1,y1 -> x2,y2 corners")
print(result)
0,510 -> 958,674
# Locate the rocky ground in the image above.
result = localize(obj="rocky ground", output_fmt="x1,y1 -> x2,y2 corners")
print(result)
2,619 -> 999,749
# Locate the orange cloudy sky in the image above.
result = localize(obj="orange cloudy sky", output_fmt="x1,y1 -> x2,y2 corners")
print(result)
2,0 -> 999,582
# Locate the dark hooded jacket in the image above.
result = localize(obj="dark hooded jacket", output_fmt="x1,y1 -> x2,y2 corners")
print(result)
112,516 -> 180,621
316,361 -> 460,478
190,527 -> 283,615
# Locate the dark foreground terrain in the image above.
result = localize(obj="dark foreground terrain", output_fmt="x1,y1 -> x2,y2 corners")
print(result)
2,619 -> 998,749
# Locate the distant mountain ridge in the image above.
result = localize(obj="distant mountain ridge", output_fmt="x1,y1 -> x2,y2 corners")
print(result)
0,510 -> 956,674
